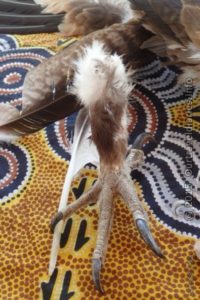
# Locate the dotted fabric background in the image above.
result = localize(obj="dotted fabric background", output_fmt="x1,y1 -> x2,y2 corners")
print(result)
0,33 -> 200,300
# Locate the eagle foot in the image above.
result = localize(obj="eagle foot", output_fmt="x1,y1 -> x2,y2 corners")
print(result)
50,133 -> 163,293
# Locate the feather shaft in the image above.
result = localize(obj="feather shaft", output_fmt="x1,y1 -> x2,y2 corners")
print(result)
49,108 -> 99,275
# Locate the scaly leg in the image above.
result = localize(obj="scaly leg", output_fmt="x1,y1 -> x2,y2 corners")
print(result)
92,180 -> 114,293
50,133 -> 163,293
117,175 -> 163,257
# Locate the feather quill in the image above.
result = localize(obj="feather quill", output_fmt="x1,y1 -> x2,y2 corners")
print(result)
49,107 -> 99,275
0,93 -> 80,142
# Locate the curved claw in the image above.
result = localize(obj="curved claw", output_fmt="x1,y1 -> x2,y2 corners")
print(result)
132,132 -> 156,150
92,259 -> 104,294
50,212 -> 64,234
136,219 -> 164,258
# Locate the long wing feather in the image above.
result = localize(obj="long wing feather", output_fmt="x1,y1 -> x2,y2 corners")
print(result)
49,108 -> 99,275
0,93 -> 81,142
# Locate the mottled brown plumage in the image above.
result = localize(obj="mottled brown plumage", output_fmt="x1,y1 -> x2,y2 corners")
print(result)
131,0 -> 200,83
33,0 -> 200,84
35,0 -> 134,35
0,20 -> 153,141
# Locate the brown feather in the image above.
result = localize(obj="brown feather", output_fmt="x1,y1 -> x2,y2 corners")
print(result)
90,97 -> 128,170
130,0 -> 180,41
58,3 -> 121,36
0,86 -> 80,137
181,5 -> 200,48
131,0 -> 200,78
39,0 -> 134,36
140,35 -> 168,58
148,0 -> 188,44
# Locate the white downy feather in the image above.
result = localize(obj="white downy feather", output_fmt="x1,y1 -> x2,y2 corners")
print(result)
49,107 -> 99,275
72,40 -> 132,107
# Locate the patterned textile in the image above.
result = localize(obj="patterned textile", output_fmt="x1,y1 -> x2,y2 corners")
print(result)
0,32 -> 200,300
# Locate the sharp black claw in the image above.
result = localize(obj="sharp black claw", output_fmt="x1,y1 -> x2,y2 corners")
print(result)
136,219 -> 164,258
132,132 -> 156,150
50,212 -> 63,234
92,259 -> 104,294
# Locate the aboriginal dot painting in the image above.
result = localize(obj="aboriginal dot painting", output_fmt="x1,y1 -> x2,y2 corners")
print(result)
0,32 -> 200,300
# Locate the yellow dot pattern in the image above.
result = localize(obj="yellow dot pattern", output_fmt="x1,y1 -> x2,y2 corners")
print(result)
0,33 -> 200,300
169,95 -> 200,132
0,130 -> 199,300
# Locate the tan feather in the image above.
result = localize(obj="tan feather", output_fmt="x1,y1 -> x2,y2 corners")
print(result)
131,0 -> 200,84
181,5 -> 200,48
140,35 -> 168,58
36,0 -> 135,36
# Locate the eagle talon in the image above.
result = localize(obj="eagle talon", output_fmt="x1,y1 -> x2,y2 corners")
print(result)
136,219 -> 164,258
92,258 -> 104,294
132,132 -> 156,150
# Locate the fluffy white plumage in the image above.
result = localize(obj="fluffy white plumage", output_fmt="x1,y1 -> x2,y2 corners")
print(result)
72,40 -> 132,107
